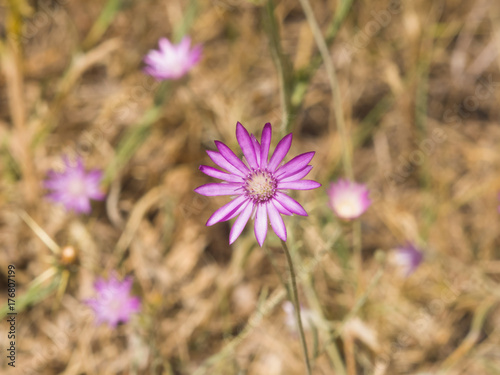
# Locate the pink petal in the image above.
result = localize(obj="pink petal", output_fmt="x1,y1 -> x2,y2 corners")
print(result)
74,196 -> 91,214
236,122 -> 259,169
199,165 -> 243,183
268,133 -> 292,172
251,134 -> 261,166
207,150 -> 246,177
206,195 -> 248,226
275,192 -> 308,216
281,165 -> 313,182
273,199 -> 293,216
223,197 -> 252,222
267,201 -> 287,241
215,141 -> 250,175
194,183 -> 242,197
278,180 -> 321,190
229,200 -> 254,244
178,36 -> 191,53
254,204 -> 268,247
259,123 -> 272,169
275,152 -> 315,178
159,37 -> 173,53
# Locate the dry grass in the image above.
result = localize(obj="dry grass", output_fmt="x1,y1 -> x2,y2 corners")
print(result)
1,0 -> 500,374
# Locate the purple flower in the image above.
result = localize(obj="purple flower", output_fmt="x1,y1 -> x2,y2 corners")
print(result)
85,274 -> 141,328
44,156 -> 105,214
393,243 -> 423,277
327,179 -> 371,220
195,122 -> 321,246
143,36 -> 202,80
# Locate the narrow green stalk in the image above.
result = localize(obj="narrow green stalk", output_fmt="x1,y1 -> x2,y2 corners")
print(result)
193,235 -> 339,375
265,0 -> 293,136
325,0 -> 355,42
103,81 -> 170,185
297,0 -> 353,180
173,0 -> 199,43
0,267 -> 60,319
353,220 -> 363,293
281,240 -> 312,375
292,0 -> 354,107
83,0 -> 123,50
288,229 -> 347,375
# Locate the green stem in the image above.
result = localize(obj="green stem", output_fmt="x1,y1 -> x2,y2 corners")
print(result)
265,0 -> 293,136
83,0 -> 123,50
297,0 -> 353,180
103,81 -> 170,185
353,220 -> 363,293
281,240 -> 312,375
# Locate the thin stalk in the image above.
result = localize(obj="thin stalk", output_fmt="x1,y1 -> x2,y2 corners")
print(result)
83,0 -> 123,50
103,82 -> 170,185
353,220 -> 363,293
297,0 -> 353,180
281,240 -> 312,375
265,0 -> 293,136
2,2 -> 39,204
290,236 -> 347,375
19,210 -> 61,255
193,235 -> 339,375
292,0 -> 354,107
344,333 -> 356,375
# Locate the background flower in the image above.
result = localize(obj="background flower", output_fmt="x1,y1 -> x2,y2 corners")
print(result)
327,179 -> 371,220
195,122 -> 320,246
44,156 -> 105,214
143,36 -> 202,80
393,243 -> 424,277
85,274 -> 141,328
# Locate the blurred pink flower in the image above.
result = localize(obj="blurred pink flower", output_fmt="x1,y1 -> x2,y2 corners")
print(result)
85,274 -> 141,328
327,179 -> 371,220
195,122 -> 321,246
143,36 -> 202,80
393,243 -> 423,277
44,156 -> 105,214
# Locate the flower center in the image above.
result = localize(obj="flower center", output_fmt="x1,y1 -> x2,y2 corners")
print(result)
68,178 -> 86,196
108,298 -> 123,313
244,169 -> 277,203
333,194 -> 363,218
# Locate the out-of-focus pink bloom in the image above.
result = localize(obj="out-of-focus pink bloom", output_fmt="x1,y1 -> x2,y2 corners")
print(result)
195,122 -> 321,246
393,243 -> 423,277
327,179 -> 371,220
143,36 -> 202,80
44,156 -> 105,214
85,274 -> 141,328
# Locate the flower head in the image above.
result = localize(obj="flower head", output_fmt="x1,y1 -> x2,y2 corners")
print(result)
195,122 -> 321,246
393,243 -> 423,277
327,179 -> 371,220
85,274 -> 141,328
44,156 -> 105,214
143,36 -> 202,80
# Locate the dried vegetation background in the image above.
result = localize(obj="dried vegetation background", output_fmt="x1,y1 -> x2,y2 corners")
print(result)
1,0 -> 500,374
